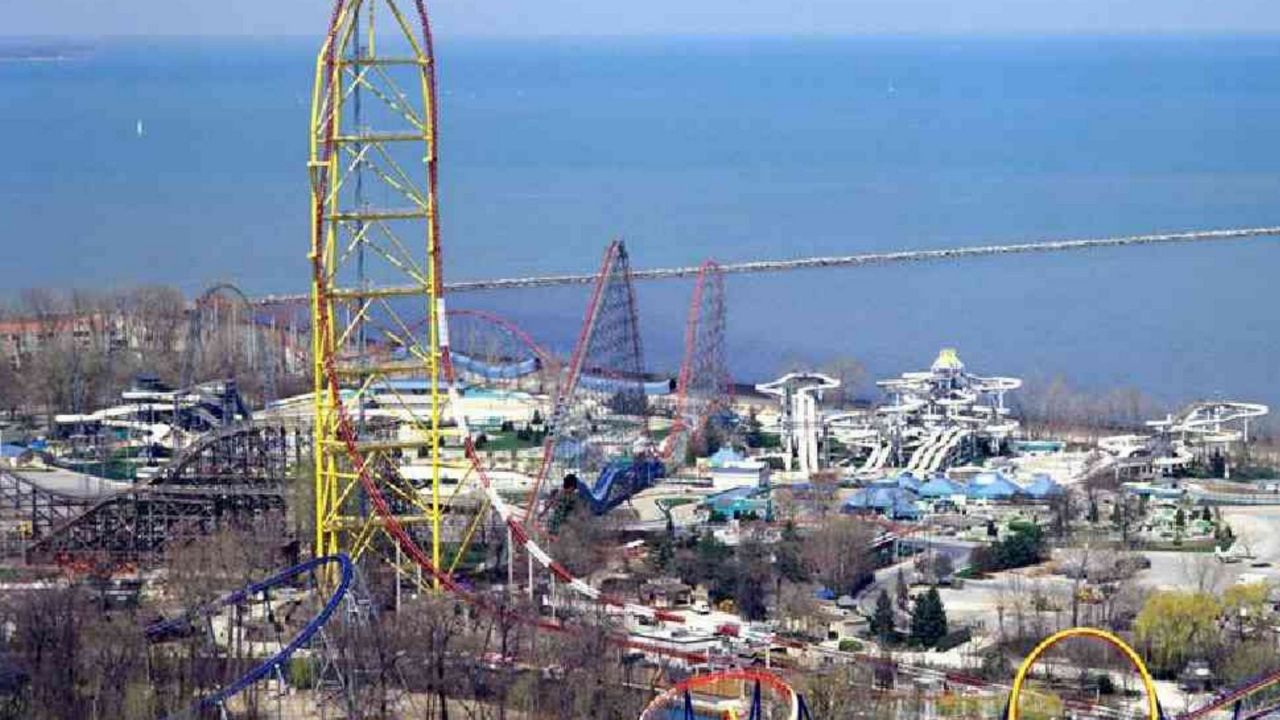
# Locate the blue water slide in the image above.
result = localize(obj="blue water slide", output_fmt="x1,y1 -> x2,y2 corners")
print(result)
146,553 -> 354,718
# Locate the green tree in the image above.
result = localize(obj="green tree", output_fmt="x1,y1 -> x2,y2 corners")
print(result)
1135,591 -> 1222,675
973,523 -> 1046,573
870,589 -> 895,644
776,521 -> 808,583
651,534 -> 674,573
1223,642 -> 1280,686
910,587 -> 948,648
1223,582 -> 1272,641
1175,508 -> 1186,529
675,531 -> 737,603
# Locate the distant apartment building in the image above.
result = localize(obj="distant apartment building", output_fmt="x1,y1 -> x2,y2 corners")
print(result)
0,313 -> 144,369
0,309 -> 307,377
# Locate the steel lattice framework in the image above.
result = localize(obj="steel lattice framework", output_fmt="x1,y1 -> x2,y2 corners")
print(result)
304,0 -> 697,639
181,283 -> 280,408
669,259 -> 733,463
526,240 -> 656,522
309,0 -> 461,581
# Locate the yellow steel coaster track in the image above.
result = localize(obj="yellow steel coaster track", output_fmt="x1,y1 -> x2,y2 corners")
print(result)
310,0 -> 464,585
306,1 -> 690,628
1006,627 -> 1162,720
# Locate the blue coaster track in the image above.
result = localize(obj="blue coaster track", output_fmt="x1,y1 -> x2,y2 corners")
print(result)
145,553 -> 354,718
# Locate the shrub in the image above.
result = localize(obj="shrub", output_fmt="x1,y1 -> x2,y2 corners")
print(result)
934,627 -> 972,653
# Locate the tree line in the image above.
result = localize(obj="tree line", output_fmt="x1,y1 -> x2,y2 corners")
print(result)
0,286 -> 306,429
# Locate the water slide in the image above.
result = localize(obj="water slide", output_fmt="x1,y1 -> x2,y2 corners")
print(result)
906,429 -> 945,473
924,427 -> 970,473
861,441 -> 891,473
145,553 -> 354,719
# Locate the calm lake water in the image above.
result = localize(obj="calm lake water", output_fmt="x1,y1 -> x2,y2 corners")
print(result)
1,36 -> 1277,411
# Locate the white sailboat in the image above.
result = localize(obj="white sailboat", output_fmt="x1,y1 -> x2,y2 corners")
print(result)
136,119 -> 144,137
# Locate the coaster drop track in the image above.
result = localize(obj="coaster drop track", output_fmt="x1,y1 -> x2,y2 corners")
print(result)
145,553 -> 355,719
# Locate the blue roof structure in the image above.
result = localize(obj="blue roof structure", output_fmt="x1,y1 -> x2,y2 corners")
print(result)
843,487 -> 921,520
918,476 -> 966,498
0,444 -> 27,459
702,486 -> 770,519
871,472 -> 921,492
1023,474 -> 1064,499
966,471 -> 1023,500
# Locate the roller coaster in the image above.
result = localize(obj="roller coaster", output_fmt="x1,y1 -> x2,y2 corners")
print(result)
306,0 -> 700,636
1003,626 -> 1280,720
527,239 -> 656,526
640,668 -> 812,720
24,422 -> 303,562
18,0 -> 1277,716
146,553 -> 355,719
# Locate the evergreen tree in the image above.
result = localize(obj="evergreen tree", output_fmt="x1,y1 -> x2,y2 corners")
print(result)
652,534 -> 674,572
1175,508 -> 1186,529
776,521 -> 808,583
895,568 -> 910,610
1201,506 -> 1213,523
1088,500 -> 1100,524
910,587 -> 949,648
870,589 -> 895,644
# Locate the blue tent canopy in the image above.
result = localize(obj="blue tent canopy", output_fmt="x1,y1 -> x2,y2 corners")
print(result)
966,471 -> 1023,500
871,471 -> 921,492
844,487 -> 920,520
918,476 -> 966,498
1023,474 -> 1064,499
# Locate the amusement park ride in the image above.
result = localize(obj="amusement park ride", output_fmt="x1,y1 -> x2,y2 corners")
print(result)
1099,401 -> 1270,477
6,1 -> 1280,719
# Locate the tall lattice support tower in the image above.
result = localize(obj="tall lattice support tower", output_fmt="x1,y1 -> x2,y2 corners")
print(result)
525,240 -> 658,522
309,0 -> 453,582
670,260 -> 733,462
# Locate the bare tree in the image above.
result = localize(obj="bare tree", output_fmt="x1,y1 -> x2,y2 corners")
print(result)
804,516 -> 878,596
1179,553 -> 1228,595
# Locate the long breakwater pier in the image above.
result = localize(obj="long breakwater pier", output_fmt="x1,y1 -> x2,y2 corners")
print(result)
258,225 -> 1279,302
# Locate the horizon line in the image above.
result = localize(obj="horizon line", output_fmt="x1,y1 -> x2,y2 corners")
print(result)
9,30 -> 1280,41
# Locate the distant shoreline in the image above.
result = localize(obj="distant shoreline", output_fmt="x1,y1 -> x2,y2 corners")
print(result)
0,55 -> 75,63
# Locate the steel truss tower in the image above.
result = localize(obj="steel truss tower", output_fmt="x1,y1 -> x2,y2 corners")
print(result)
309,0 -> 452,583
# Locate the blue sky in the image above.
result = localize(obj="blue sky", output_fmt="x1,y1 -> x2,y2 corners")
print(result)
6,0 -> 1280,37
